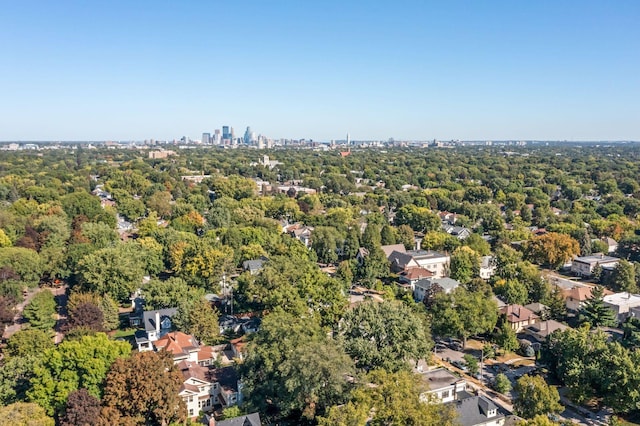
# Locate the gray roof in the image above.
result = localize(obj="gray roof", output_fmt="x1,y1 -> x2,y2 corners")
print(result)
456,395 -> 505,426
242,258 -> 266,274
216,413 -> 262,426
389,250 -> 415,268
421,368 -> 465,392
416,277 -> 461,293
142,308 -> 178,332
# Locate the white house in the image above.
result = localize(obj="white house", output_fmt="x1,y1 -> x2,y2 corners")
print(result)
419,368 -> 467,403
479,256 -> 496,280
178,361 -> 243,419
571,254 -> 619,277
135,308 -> 178,352
414,277 -> 460,302
407,250 -> 450,278
603,292 -> 640,322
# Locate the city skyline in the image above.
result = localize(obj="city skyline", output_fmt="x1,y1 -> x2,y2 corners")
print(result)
1,1 -> 639,141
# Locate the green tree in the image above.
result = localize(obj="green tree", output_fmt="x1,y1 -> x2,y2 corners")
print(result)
450,246 -> 480,284
396,224 -> 415,250
173,298 -> 219,345
0,356 -> 38,405
606,259 -> 638,293
76,244 -> 146,302
342,226 -> 360,259
380,224 -> 396,245
0,247 -> 43,287
579,285 -> 617,328
514,375 -> 563,419
495,320 -> 519,354
5,329 -> 54,358
339,301 -> 432,372
241,311 -> 354,421
493,373 -> 512,394
395,205 -> 440,233
431,287 -> 498,348
319,369 -> 457,426
311,226 -> 341,264
23,291 -> 56,331
463,354 -> 479,375
143,277 -> 203,310
27,333 -> 131,416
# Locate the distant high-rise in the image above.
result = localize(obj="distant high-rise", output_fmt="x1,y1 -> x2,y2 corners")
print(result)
214,129 -> 221,144
222,126 -> 230,140
347,133 -> 351,145
244,126 -> 253,144
202,132 -> 210,144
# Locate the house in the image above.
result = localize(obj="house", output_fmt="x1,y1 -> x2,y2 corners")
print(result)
500,304 -> 538,333
388,250 -> 420,273
455,394 -> 506,426
631,306 -> 640,319
419,368 -> 467,403
381,243 -> 407,258
407,250 -> 450,278
285,224 -> 314,248
442,224 -> 472,240
523,302 -> 549,318
571,253 -> 620,277
242,258 -> 266,275
154,331 -> 201,363
178,361 -> 243,419
524,320 -> 568,343
398,267 -> 434,290
414,277 -> 461,302
135,308 -> 178,352
479,256 -> 496,280
210,413 -> 262,426
603,292 -> 640,322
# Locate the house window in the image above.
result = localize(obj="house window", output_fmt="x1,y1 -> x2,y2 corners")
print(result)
441,390 -> 450,399
188,396 -> 193,402
189,409 -> 194,416
206,399 -> 211,407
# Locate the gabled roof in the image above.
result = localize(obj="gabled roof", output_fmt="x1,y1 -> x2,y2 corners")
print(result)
242,258 -> 266,274
415,277 -> 461,293
209,366 -> 239,394
500,304 -> 538,324
381,244 -> 407,258
525,320 -> 568,339
216,413 -> 262,426
142,308 -> 178,332
455,394 -> 504,426
399,267 -> 433,280
389,250 -> 416,268
154,331 -> 200,357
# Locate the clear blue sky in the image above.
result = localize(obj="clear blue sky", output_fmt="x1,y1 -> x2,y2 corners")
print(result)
1,1 -> 638,141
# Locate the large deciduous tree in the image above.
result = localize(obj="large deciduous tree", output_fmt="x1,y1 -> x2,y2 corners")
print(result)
0,402 -> 54,426
514,375 -> 563,419
59,388 -> 101,426
430,287 -> 498,348
525,232 -> 579,269
450,246 -> 480,284
318,369 -> 457,426
241,311 -> 354,422
338,301 -> 432,372
27,333 -> 131,416
101,351 -> 185,426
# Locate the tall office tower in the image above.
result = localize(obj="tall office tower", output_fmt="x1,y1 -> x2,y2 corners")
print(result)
202,133 -> 211,145
244,127 -> 252,144
230,127 -> 235,140
214,129 -> 221,144
222,126 -> 230,140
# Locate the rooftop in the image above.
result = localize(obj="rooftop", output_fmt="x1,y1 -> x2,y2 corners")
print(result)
421,368 -> 466,392
603,292 -> 640,307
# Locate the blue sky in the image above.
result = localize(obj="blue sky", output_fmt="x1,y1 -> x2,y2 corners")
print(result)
1,0 -> 638,141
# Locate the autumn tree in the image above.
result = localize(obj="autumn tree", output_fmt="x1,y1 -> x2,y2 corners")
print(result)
173,298 -> 219,345
101,351 -> 185,426
0,402 -> 54,426
525,232 -> 579,269
65,302 -> 104,332
59,388 -> 101,426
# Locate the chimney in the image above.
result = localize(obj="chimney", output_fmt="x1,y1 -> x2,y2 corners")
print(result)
155,311 -> 160,334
